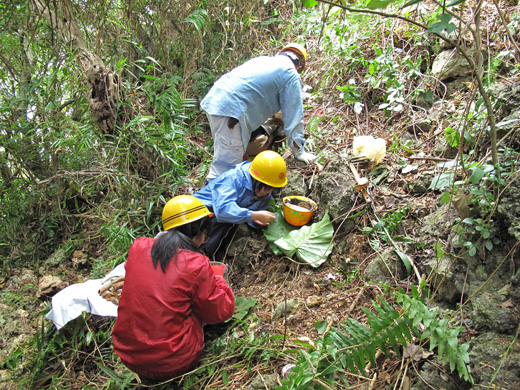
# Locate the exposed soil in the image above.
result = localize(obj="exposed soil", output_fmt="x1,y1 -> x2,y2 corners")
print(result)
195,203 -> 419,389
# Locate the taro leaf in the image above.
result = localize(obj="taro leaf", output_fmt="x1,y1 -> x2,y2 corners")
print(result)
264,210 -> 299,255
273,211 -> 334,268
232,296 -> 258,321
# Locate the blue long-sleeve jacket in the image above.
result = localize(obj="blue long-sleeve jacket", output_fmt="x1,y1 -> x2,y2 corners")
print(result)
193,162 -> 271,226
200,55 -> 305,155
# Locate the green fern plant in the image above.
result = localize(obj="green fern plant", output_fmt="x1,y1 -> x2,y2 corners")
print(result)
1,291 -> 28,309
277,287 -> 473,389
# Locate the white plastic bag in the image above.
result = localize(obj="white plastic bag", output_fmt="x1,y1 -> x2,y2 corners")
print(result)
352,135 -> 386,164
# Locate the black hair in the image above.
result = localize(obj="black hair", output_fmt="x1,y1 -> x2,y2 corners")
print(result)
253,178 -> 274,196
151,216 -> 212,273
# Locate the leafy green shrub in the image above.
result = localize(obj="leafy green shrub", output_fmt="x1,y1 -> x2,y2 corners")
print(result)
451,217 -> 501,256
437,157 -> 514,256
382,206 -> 410,235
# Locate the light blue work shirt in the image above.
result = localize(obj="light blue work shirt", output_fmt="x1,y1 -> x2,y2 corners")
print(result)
193,161 -> 271,226
200,55 -> 305,155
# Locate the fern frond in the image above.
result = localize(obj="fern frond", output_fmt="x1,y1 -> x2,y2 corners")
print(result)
276,289 -> 474,390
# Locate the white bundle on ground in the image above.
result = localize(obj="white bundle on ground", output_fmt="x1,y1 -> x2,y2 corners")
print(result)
352,135 -> 387,164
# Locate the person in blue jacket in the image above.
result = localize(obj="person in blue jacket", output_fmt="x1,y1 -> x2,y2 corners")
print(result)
200,42 -> 317,182
194,150 -> 287,258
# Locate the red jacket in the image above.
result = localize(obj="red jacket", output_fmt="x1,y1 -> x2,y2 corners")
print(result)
112,237 -> 235,376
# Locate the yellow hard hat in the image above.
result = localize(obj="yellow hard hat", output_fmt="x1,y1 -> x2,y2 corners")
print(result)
249,150 -> 288,188
280,42 -> 308,68
162,195 -> 213,231
283,196 -> 317,226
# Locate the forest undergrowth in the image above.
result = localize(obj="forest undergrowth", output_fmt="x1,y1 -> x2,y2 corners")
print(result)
1,0 -> 520,389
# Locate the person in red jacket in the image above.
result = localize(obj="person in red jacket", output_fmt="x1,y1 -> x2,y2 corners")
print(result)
112,195 -> 235,381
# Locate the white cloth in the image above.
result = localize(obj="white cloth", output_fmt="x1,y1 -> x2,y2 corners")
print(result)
45,263 -> 126,330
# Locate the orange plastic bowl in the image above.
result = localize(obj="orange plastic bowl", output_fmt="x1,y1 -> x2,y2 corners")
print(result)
283,196 -> 317,226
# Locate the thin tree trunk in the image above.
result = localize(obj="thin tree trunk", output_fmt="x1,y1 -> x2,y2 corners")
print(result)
31,0 -> 125,136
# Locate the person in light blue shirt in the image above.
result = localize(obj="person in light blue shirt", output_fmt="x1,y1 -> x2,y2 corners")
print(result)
193,150 -> 288,258
201,43 -> 317,182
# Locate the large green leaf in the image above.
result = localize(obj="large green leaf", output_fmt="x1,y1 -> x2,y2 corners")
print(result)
264,210 -> 299,255
272,211 -> 334,268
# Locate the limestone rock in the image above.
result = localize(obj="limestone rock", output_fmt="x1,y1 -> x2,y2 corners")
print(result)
37,275 -> 68,297
431,48 -> 482,81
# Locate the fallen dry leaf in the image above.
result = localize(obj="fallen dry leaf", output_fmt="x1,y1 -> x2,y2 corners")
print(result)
499,299 -> 514,309
403,343 -> 433,361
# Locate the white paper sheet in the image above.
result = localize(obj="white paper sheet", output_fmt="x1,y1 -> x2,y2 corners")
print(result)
45,263 -> 126,330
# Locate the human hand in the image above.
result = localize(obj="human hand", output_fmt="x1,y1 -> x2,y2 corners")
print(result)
252,210 -> 276,226
295,151 -> 317,164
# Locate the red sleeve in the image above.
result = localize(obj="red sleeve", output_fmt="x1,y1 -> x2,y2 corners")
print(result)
192,261 -> 235,324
